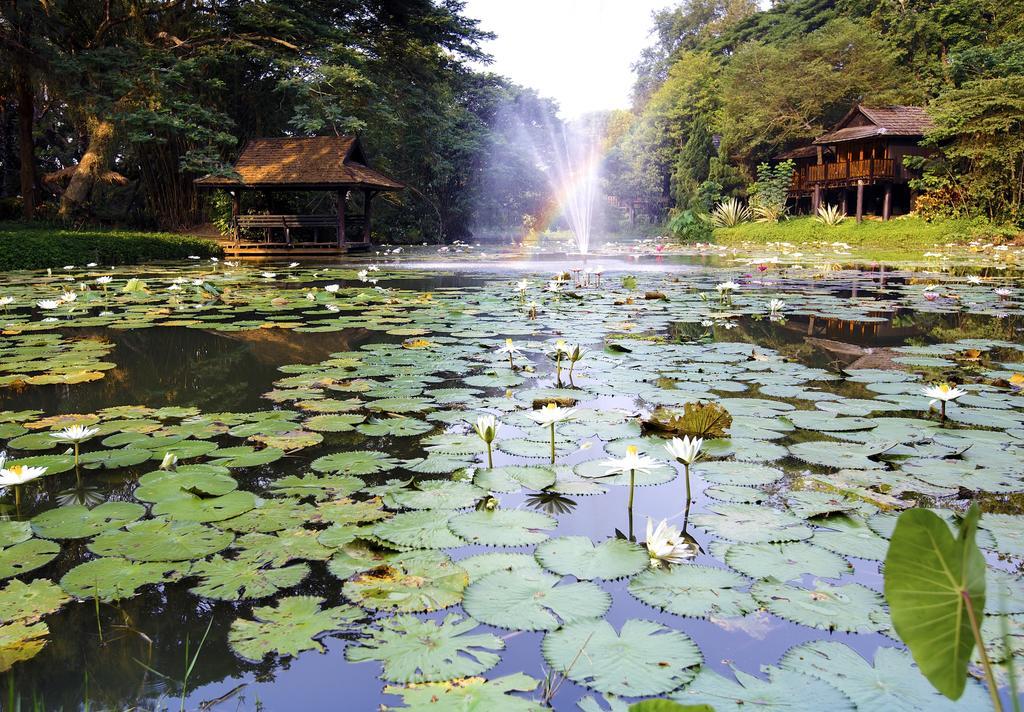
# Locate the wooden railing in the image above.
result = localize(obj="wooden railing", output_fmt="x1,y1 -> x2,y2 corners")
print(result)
234,214 -> 366,245
805,159 -> 895,185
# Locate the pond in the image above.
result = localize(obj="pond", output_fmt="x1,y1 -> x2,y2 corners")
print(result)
0,246 -> 1022,710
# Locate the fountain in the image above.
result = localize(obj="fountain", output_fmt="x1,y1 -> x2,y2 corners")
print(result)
546,119 -> 602,255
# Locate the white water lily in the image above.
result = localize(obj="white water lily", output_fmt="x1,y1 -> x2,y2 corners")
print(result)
603,444 -> 661,513
51,424 -> 99,469
995,287 -> 1012,297
159,452 -> 178,471
260,272 -> 276,279
527,402 -> 576,426
516,279 -> 530,294
37,300 -> 61,310
497,338 -> 523,368
51,425 -> 99,443
61,291 -> 78,303
967,275 -> 982,284
923,382 -> 967,403
528,403 -> 577,464
715,281 -> 739,294
0,464 -> 47,487
325,284 -> 340,293
602,445 -> 660,477
357,269 -> 369,281
768,298 -> 785,314
645,518 -> 698,567
923,382 -> 967,423
474,414 -> 499,469
665,436 -> 703,465
0,296 -> 13,308
288,262 -> 300,268
95,276 -> 113,285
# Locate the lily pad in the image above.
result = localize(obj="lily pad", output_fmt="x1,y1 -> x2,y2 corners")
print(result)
382,673 -> 543,711
227,595 -> 362,661
88,518 -> 232,562
0,539 -> 60,579
31,502 -> 146,540
345,613 -> 503,683
342,550 -> 468,613
751,580 -> 887,633
534,536 -> 648,580
629,565 -> 756,619
542,618 -> 702,696
189,556 -> 310,601
448,510 -> 555,547
462,568 -> 610,631
60,558 -> 185,601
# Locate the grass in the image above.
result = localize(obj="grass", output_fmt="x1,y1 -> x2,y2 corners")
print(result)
711,215 -> 1018,262
0,222 -> 221,271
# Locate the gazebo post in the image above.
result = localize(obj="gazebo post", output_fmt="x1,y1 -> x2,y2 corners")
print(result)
363,189 -> 374,243
337,189 -> 347,248
230,190 -> 240,243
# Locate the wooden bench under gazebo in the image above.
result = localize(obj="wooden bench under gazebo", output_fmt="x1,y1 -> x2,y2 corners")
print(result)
195,136 -> 403,257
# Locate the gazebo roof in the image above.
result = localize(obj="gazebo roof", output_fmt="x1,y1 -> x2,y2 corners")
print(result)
195,136 -> 403,191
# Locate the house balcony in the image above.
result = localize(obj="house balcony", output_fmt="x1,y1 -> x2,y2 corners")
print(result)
789,159 -> 897,195
805,158 -> 895,187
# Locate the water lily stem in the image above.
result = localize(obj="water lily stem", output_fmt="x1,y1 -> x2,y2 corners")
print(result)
940,401 -> 947,424
486,443 -> 493,469
14,485 -> 20,515
628,469 -> 635,511
684,463 -> 692,511
549,424 -> 555,464
963,589 -> 1004,712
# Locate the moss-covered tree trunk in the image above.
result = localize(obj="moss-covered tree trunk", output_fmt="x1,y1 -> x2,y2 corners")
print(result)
59,113 -> 116,218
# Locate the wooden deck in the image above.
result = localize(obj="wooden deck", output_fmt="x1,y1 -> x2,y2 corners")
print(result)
224,213 -> 370,258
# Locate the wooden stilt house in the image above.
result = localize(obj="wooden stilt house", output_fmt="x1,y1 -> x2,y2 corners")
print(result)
781,105 -> 934,221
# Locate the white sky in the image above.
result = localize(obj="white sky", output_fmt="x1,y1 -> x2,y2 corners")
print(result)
463,0 -> 676,119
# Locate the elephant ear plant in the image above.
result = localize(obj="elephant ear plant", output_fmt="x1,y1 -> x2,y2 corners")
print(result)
884,504 -> 1006,711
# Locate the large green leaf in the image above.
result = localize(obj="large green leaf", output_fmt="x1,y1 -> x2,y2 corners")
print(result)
673,666 -> 853,711
373,510 -> 466,550
883,504 -> 987,700
227,595 -> 362,661
751,580 -> 887,634
780,640 -> 989,711
189,555 -> 309,601
0,579 -> 69,622
542,619 -> 702,696
88,518 -> 232,561
31,502 -> 146,539
0,539 -> 60,579
448,509 -> 555,547
382,672 -> 543,711
534,536 -> 648,580
629,565 -> 756,619
462,569 -> 610,631
345,613 -> 502,683
342,550 -> 468,613
60,558 -> 185,601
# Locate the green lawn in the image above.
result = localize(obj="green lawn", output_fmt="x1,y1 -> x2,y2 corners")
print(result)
0,222 -> 221,271
712,216 -> 1018,262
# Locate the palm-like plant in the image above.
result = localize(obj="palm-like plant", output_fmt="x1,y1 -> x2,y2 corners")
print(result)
752,202 -> 789,223
709,198 -> 751,228
814,203 -> 846,226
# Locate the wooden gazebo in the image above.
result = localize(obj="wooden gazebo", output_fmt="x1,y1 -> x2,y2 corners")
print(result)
195,136 -> 403,256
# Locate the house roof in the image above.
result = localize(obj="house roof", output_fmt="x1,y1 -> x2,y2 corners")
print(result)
194,136 -> 404,191
813,105 -> 934,145
774,145 -> 819,160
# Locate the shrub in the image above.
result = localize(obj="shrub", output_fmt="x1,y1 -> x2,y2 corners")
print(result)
709,198 -> 751,227
667,209 -> 713,242
814,203 -> 846,226
0,222 -> 221,271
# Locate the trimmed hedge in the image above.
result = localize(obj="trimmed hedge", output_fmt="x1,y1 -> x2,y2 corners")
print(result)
0,222 -> 222,271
